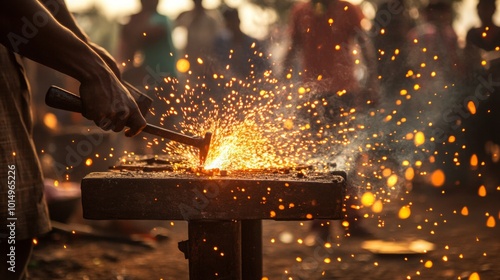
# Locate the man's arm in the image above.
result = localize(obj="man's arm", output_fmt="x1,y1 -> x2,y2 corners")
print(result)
0,0 -> 145,136
38,0 -> 122,78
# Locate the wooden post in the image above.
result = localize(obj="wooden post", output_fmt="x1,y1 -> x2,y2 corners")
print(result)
241,220 -> 262,280
187,220 -> 242,280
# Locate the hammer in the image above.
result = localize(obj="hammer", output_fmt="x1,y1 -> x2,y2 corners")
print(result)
45,86 -> 212,165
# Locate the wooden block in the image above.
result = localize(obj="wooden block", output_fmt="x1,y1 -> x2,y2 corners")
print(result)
81,171 -> 346,221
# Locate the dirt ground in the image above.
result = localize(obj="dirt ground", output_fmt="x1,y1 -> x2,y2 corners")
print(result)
28,181 -> 499,280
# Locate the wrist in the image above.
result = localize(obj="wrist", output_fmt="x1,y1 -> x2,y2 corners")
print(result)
74,48 -> 114,84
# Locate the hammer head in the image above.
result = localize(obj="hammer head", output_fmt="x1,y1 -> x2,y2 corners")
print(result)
199,132 -> 212,166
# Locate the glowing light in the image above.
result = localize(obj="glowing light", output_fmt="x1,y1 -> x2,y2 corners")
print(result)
398,206 -> 411,219
387,174 -> 398,188
486,216 -> 496,227
176,58 -> 190,73
284,119 -> 294,130
85,158 -> 93,166
361,192 -> 375,207
469,272 -> 480,280
405,167 -> 415,181
478,185 -> 487,197
270,211 -> 276,218
414,131 -> 425,146
467,101 -> 477,115
372,200 -> 383,213
382,168 -> 392,177
470,154 -> 478,168
461,206 -> 469,216
196,58 -> 204,64
430,169 -> 445,187
43,113 -> 58,130
424,260 -> 433,268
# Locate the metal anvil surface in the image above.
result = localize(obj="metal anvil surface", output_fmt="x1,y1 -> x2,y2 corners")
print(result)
81,171 -> 346,221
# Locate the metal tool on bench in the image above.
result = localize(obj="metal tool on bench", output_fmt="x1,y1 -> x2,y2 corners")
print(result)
45,85 -> 212,165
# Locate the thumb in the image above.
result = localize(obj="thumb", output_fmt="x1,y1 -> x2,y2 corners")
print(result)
124,111 -> 147,137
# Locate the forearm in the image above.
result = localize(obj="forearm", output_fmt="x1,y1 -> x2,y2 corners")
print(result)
0,1 -> 146,135
38,0 -> 90,43
39,0 -> 122,77
0,0 -> 109,83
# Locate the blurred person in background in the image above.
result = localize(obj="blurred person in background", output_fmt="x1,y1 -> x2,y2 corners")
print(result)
0,1 -> 146,279
118,0 -> 179,146
372,0 -> 413,102
119,0 -> 178,90
213,7 -> 270,102
405,1 -> 466,187
464,0 -> 500,184
284,0 -> 379,243
176,0 -> 223,100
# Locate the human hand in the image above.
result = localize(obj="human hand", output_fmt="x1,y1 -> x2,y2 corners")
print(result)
79,70 -> 146,137
90,43 -> 153,118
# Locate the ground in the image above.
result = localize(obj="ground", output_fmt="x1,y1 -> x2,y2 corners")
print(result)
28,181 -> 499,280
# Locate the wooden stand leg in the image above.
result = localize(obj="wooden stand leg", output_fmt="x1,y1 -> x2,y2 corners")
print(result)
241,220 -> 262,280
187,220 -> 242,280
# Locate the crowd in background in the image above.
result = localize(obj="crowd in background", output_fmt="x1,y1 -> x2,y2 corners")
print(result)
2,1 -> 500,279
25,0 -> 500,256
